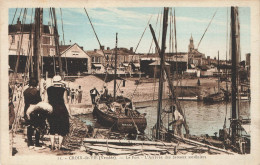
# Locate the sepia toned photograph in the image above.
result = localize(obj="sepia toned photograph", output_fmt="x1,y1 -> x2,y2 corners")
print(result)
1,1 -> 260,164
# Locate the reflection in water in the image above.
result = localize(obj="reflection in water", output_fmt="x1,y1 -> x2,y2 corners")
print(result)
77,101 -> 250,137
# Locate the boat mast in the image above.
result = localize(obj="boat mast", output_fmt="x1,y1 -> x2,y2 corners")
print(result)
51,8 -> 63,78
231,6 -> 240,144
32,8 -> 43,84
218,51 -> 220,92
114,33 -> 118,101
150,8 -> 189,137
155,7 -> 169,139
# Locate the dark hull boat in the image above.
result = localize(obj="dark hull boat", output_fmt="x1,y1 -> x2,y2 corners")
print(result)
203,92 -> 226,103
93,102 -> 147,133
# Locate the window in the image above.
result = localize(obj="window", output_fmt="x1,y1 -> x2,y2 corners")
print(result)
42,36 -> 50,45
11,35 -> 15,44
73,53 -> 79,56
92,57 -> 95,63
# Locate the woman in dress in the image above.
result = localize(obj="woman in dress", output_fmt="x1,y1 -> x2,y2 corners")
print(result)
45,75 -> 71,150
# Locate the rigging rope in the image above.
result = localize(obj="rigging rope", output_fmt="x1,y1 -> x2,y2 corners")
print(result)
11,8 -> 27,98
60,8 -> 69,76
148,10 -> 160,54
49,8 -> 57,75
224,7 -> 229,128
11,8 -> 18,25
83,8 -> 109,84
133,10 -> 154,54
10,9 -> 28,151
197,9 -> 218,49
169,8 -> 172,53
171,8 -> 174,54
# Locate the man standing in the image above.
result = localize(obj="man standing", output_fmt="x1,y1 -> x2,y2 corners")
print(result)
90,87 -> 99,104
169,105 -> 184,137
100,85 -> 108,101
23,78 -> 42,148
78,86 -> 83,103
70,88 -> 75,104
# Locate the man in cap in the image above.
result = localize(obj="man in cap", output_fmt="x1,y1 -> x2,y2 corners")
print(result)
90,87 -> 99,104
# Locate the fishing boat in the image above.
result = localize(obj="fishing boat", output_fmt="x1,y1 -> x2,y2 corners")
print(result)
218,6 -> 251,154
92,33 -> 147,133
93,100 -> 147,133
203,92 -> 225,102
203,51 -> 227,103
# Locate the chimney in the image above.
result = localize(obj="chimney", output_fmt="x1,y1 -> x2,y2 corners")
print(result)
17,18 -> 21,31
107,47 -> 110,50
94,49 -> 97,52
100,45 -> 104,50
130,47 -> 133,53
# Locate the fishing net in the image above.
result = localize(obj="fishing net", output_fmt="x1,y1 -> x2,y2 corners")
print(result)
62,117 -> 89,150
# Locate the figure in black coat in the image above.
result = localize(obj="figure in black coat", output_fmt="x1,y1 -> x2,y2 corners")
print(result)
23,78 -> 42,148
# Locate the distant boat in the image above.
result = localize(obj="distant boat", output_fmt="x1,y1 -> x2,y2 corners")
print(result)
203,92 -> 225,103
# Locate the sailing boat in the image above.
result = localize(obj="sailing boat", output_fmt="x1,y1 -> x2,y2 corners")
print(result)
147,7 -> 190,140
93,33 -> 147,134
218,6 -> 250,154
203,51 -> 226,103
229,6 -> 250,154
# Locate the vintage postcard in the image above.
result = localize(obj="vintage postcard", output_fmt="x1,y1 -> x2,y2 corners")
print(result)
0,0 -> 259,164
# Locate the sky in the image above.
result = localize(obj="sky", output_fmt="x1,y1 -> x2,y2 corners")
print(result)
8,7 -> 250,60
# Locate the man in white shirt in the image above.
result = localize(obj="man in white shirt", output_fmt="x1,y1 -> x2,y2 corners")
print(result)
169,105 -> 184,137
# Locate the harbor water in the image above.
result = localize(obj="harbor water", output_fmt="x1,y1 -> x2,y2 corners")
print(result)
77,100 -> 250,137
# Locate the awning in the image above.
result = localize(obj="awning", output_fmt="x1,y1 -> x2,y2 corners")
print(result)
92,63 -> 103,69
149,61 -> 170,66
190,64 -> 195,69
123,63 -> 129,67
133,63 -> 140,67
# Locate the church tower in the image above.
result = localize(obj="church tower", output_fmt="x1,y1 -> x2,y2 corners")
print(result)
188,34 -> 194,52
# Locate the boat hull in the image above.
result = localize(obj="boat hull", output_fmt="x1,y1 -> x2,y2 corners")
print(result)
93,107 -> 147,133
203,92 -> 225,103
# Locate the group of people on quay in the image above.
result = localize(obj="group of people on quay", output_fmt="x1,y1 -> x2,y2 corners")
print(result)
66,85 -> 83,104
9,75 -> 76,151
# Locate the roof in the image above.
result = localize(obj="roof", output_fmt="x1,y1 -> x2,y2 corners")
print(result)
189,49 -> 204,56
197,65 -> 211,71
103,47 -> 135,55
9,24 -> 51,34
149,61 -> 170,66
143,52 -> 187,58
86,51 -> 104,57
59,45 -> 71,53
141,53 -> 188,62
60,43 -> 84,54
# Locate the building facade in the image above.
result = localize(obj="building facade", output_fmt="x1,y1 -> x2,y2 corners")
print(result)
187,35 -> 206,66
9,18 -> 56,57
